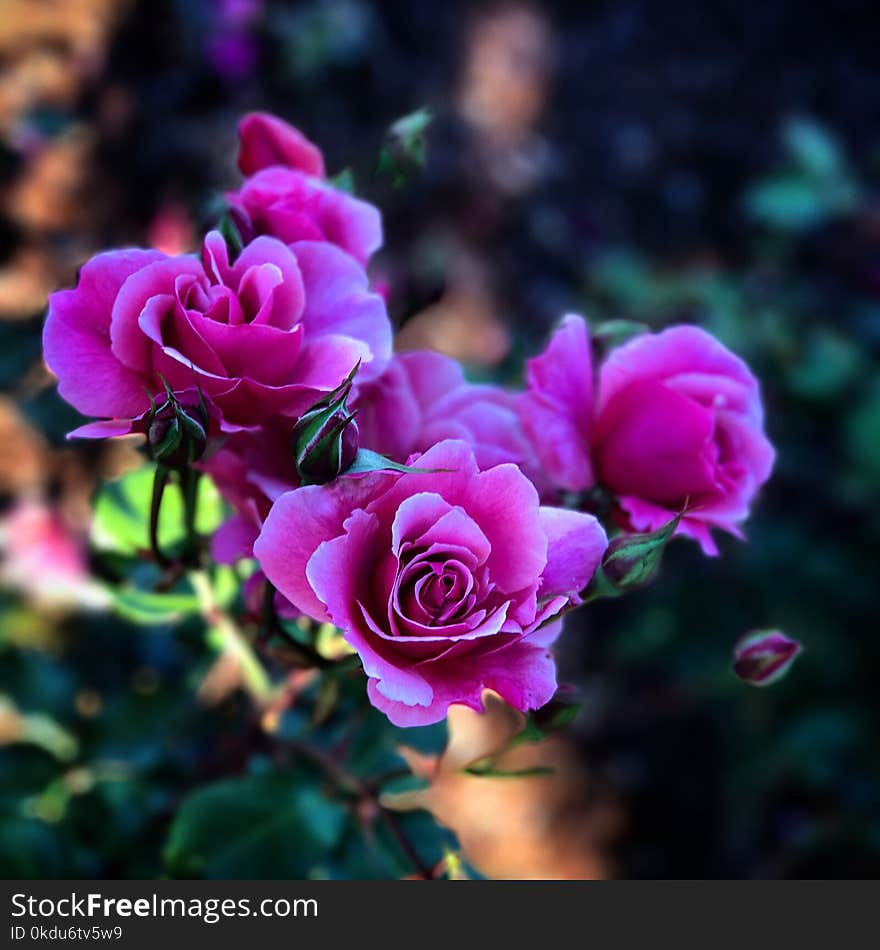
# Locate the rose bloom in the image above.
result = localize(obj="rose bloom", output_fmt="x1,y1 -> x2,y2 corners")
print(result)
254,439 -> 607,726
43,230 -> 390,435
520,315 -> 774,555
352,350 -> 550,495
231,112 -> 382,266
207,348 -> 547,562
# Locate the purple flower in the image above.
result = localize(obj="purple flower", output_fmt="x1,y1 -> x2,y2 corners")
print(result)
43,231 -> 391,435
230,168 -> 382,268
237,112 -> 326,178
353,350 -> 550,495
732,630 -> 802,685
206,33 -> 259,82
254,440 -> 607,726
520,315 -> 775,555
231,113 -> 382,266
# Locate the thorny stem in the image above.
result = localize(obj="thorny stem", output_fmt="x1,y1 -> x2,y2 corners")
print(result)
287,739 -> 435,880
379,808 -> 435,881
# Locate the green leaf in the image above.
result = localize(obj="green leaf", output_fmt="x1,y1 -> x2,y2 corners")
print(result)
784,118 -> 842,179
464,760 -> 554,779
0,819 -> 65,878
164,769 -> 347,879
91,464 -> 224,557
0,696 -> 78,762
345,448 -> 441,477
511,694 -> 582,747
330,167 -> 355,193
375,107 -> 433,188
591,318 -> 650,349
105,586 -> 200,625
745,175 -> 824,231
218,210 -> 244,259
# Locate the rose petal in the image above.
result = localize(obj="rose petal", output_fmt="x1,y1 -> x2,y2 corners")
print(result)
538,506 -> 607,598
43,249 -> 164,419
237,112 -> 326,177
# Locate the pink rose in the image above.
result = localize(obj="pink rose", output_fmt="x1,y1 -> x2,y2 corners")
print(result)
254,440 -> 607,726
230,168 -> 382,267
43,231 -> 391,434
352,350 -> 550,495
231,114 -> 382,266
237,112 -> 326,177
520,315 -> 775,555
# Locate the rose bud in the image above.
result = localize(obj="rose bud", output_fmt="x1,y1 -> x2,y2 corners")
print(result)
732,630 -> 802,686
602,516 -> 680,589
584,513 -> 680,601
291,367 -> 360,485
147,391 -> 209,469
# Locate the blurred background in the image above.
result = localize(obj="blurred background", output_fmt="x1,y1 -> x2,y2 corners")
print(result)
1,0 -> 879,878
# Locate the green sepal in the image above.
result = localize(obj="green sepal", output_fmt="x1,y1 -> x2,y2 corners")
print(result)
584,510 -> 683,602
344,448 -> 440,477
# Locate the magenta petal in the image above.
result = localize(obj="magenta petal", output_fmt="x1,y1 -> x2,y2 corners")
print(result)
292,240 -> 392,366
294,334 -> 372,391
234,168 -> 382,264
365,678 -> 459,727
212,514 -> 260,563
598,325 -> 760,416
110,255 -> 204,372
307,510 -> 434,707
43,249 -> 164,419
538,506 -> 608,598
480,642 -> 559,714
595,378 -> 718,504
192,319 -> 303,386
237,112 -> 326,177
254,478 -> 389,622
364,441 -> 544,596
460,462 -> 546,594
67,419 -> 136,439
139,299 -> 229,377
390,493 -> 490,564
520,314 -> 595,492
305,181 -> 383,267
396,350 -> 466,407
351,356 -> 423,460
224,235 -> 305,329
366,640 -> 558,727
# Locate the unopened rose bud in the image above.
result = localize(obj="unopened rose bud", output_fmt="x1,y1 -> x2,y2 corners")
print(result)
732,630 -> 802,686
147,394 -> 208,469
291,367 -> 361,485
292,409 -> 359,485
591,512 -> 682,598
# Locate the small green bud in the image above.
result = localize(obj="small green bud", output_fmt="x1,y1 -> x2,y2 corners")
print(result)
585,512 -> 682,601
147,390 -> 209,469
291,365 -> 360,485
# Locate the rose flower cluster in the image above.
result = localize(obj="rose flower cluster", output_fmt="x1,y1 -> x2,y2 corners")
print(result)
43,113 -> 775,726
